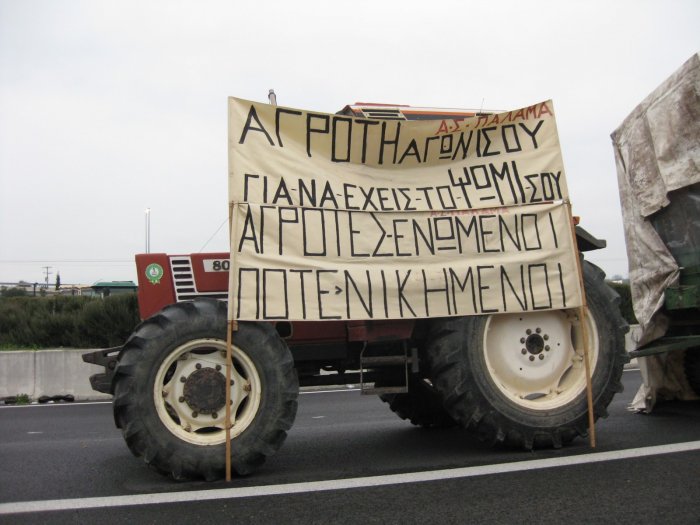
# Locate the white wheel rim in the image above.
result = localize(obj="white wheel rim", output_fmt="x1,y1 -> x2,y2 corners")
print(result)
483,309 -> 598,411
153,338 -> 261,445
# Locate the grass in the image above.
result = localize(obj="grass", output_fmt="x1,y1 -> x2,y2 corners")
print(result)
15,393 -> 30,405
0,343 -> 41,351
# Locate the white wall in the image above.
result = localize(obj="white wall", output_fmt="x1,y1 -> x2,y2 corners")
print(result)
0,349 -> 111,401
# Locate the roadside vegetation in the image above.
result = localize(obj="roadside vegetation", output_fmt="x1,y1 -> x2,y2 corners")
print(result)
0,291 -> 140,349
0,282 -> 636,350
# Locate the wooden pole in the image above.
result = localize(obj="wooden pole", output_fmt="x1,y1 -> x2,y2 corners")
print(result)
225,320 -> 233,481
579,304 -> 596,448
566,201 -> 596,448
225,201 -> 239,481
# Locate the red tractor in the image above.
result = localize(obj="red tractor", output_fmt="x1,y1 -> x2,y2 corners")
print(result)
84,104 -> 628,480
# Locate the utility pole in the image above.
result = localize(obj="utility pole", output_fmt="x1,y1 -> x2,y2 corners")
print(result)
145,208 -> 151,253
42,266 -> 53,289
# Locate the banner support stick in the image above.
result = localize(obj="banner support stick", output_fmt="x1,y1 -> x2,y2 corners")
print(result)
579,304 -> 596,448
225,320 -> 234,481
566,201 -> 596,448
225,202 -> 239,481
225,319 -> 239,481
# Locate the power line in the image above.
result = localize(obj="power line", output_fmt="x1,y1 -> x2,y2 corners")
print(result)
198,217 -> 229,253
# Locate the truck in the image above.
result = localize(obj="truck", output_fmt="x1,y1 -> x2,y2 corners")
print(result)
83,102 -> 629,481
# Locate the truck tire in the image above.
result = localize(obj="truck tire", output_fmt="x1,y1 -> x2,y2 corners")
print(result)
112,298 -> 298,480
684,348 -> 700,396
380,376 -> 457,428
426,261 -> 628,449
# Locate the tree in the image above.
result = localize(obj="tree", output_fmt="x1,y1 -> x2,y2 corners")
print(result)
55,272 -> 61,291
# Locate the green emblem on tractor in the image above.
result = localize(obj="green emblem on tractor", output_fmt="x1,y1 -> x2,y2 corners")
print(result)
145,263 -> 164,285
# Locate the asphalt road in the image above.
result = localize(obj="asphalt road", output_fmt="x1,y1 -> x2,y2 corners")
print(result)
1,369 -> 699,524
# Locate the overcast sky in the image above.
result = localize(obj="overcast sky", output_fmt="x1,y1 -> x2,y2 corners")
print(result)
1,0 -> 698,286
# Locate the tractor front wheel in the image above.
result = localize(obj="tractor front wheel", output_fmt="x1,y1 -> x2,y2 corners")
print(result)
112,298 -> 298,480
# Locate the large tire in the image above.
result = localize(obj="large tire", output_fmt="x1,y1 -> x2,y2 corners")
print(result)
112,298 -> 298,480
379,375 -> 457,428
426,261 -> 628,449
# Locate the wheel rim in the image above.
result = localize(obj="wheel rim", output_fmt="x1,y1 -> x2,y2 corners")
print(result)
483,309 -> 599,410
153,338 -> 261,445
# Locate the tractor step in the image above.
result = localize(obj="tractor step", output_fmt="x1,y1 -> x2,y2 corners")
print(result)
359,343 -> 417,395
361,385 -> 409,395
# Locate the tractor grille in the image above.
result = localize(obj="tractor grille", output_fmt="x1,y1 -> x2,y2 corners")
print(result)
169,256 -> 228,303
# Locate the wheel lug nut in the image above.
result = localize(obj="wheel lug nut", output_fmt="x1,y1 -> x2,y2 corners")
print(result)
162,390 -> 168,397
215,365 -> 222,371
192,411 -> 198,418
529,355 -> 535,361
536,327 -> 541,333
539,354 -> 544,360
526,329 -> 532,335
231,380 -> 234,386
195,363 -> 202,370
212,412 -> 218,419
545,345 -> 550,351
521,348 -> 527,355
544,334 -> 549,341
180,376 -> 187,383
179,396 -> 185,402
520,337 -> 526,344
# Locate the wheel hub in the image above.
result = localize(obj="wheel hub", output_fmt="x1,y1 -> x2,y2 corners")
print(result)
484,310 -> 599,410
182,367 -> 227,414
154,339 -> 262,445
519,328 -> 551,362
525,333 -> 545,355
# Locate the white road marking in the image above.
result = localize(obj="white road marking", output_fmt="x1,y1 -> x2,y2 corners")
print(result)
2,440 -> 699,515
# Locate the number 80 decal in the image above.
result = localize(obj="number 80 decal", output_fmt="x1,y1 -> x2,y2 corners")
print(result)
203,259 -> 231,272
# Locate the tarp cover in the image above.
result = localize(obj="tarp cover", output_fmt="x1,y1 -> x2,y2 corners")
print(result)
611,53 -> 700,411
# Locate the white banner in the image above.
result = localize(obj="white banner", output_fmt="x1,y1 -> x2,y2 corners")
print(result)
228,98 -> 582,321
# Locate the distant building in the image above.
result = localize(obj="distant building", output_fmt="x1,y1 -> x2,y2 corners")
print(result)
85,281 -> 138,297
2,281 -> 138,297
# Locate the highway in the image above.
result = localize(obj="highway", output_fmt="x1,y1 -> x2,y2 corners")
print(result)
1,369 -> 699,524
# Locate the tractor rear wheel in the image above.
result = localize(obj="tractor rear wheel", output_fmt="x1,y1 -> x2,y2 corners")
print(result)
426,261 -> 628,449
379,375 -> 457,428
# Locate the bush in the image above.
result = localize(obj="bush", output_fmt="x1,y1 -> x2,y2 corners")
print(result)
74,294 -> 140,348
0,294 -> 140,349
1,286 -> 28,297
0,284 -> 638,348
